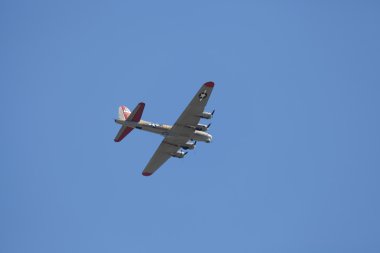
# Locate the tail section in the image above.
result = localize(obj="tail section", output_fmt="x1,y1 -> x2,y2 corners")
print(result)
118,106 -> 131,121
114,102 -> 145,142
114,125 -> 134,142
127,102 -> 145,122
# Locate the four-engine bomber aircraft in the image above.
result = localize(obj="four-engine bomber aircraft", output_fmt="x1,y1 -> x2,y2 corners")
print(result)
114,81 -> 215,176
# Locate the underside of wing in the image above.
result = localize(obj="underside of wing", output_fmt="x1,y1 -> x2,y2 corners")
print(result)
141,81 -> 215,176
141,140 -> 181,176
170,81 -> 214,137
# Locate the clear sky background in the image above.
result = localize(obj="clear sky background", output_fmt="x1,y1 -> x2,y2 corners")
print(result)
1,1 -> 380,252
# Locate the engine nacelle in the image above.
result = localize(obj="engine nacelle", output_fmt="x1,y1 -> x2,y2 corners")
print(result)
200,111 -> 213,119
181,141 -> 196,150
195,124 -> 208,131
171,150 -> 187,158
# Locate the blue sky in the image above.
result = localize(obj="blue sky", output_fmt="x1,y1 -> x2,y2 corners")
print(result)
1,1 -> 380,252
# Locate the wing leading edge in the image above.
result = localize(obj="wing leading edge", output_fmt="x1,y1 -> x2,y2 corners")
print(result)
141,139 -> 180,176
170,81 -> 214,135
142,81 -> 214,176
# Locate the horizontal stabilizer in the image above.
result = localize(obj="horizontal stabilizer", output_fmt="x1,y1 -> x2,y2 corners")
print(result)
114,102 -> 145,142
114,126 -> 134,142
127,102 -> 145,122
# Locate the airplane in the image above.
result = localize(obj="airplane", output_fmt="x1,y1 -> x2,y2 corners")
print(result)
114,81 -> 215,176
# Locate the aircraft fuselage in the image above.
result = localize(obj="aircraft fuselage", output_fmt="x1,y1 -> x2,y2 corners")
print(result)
116,119 -> 212,143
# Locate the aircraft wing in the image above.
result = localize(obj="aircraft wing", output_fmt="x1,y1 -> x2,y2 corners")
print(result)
170,81 -> 214,136
141,136 -> 188,176
141,82 -> 214,176
141,142 -> 174,176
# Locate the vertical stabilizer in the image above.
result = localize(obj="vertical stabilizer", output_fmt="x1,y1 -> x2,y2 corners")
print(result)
118,106 -> 131,121
114,103 -> 145,142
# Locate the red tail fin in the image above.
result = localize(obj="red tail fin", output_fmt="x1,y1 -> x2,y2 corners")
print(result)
114,102 -> 145,142
118,106 -> 131,120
